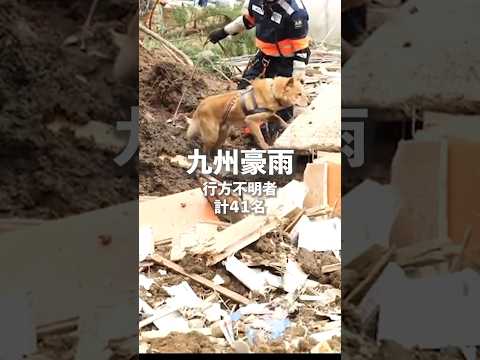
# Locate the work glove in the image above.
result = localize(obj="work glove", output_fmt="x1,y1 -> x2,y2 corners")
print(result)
208,28 -> 228,44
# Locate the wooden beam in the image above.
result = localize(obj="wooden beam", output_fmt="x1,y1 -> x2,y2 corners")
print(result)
151,255 -> 250,305
139,24 -> 193,66
345,248 -> 394,304
321,263 -> 341,274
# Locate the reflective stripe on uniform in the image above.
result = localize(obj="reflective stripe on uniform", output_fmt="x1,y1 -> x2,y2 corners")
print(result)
294,0 -> 305,10
256,37 -> 310,57
277,0 -> 294,15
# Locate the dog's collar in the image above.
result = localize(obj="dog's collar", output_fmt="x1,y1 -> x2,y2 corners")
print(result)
240,80 -> 284,116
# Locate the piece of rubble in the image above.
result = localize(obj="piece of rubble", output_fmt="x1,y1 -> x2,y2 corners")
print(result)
212,274 -> 225,285
304,154 -> 341,216
139,274 -> 154,290
139,303 -> 179,329
274,81 -> 340,152
151,255 -> 250,305
342,180 -> 399,265
224,256 -> 268,294
233,340 -> 250,353
211,322 -> 225,338
140,189 -> 219,246
170,223 -> 220,261
299,288 -> 340,306
204,303 -> 223,323
311,341 -> 333,353
163,281 -> 203,308
198,180 -> 308,266
139,226 -> 154,262
375,264 -> 480,348
297,218 -> 341,252
283,260 -> 309,294
310,327 -> 341,344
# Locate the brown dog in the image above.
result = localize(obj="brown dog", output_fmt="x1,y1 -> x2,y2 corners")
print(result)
186,76 -> 308,153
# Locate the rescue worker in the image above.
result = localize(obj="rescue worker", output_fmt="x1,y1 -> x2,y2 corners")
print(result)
207,0 -> 310,142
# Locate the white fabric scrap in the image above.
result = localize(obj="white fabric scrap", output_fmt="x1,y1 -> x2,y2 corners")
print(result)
139,274 -> 155,290
139,226 -> 154,262
283,259 -> 309,293
212,274 -> 225,285
298,217 -> 341,251
163,281 -> 203,308
225,256 -> 267,293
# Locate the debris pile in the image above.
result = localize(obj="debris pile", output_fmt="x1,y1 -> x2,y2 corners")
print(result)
139,7 -> 342,353
342,2 -> 480,359
224,49 -> 340,99
139,158 -> 342,353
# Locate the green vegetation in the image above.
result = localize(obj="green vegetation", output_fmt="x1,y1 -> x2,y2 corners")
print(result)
145,4 -> 256,77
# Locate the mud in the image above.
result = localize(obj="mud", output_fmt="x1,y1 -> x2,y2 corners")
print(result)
0,0 -> 137,219
139,45 -> 234,196
37,334 -> 77,360
254,340 -> 287,353
296,249 -> 341,287
148,332 -> 218,353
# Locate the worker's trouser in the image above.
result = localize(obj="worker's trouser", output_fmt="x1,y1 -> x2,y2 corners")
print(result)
237,51 -> 294,140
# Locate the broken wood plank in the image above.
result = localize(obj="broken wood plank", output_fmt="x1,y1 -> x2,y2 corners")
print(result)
394,241 -> 461,266
206,216 -> 281,266
140,188 -> 219,246
450,225 -> 473,272
139,304 -> 178,329
285,208 -> 305,234
345,248 -> 394,304
139,24 -> 193,66
199,176 -> 245,224
151,255 -> 250,305
321,263 -> 341,274
198,220 -> 231,228
37,317 -> 78,337
390,140 -> 447,249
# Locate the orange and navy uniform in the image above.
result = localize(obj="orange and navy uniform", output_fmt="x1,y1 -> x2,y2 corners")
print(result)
242,0 -> 310,61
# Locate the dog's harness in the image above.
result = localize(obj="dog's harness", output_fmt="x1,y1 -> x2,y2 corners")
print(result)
221,80 -> 287,124
239,80 -> 285,116
222,93 -> 241,124
239,88 -> 272,116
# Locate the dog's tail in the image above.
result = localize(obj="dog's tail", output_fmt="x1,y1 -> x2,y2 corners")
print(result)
186,115 -> 200,139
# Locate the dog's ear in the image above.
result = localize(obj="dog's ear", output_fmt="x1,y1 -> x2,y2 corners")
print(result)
285,77 -> 295,89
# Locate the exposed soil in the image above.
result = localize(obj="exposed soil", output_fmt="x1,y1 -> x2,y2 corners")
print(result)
0,0 -> 137,219
139,45 -> 233,197
148,332 -> 218,353
297,249 -> 341,287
